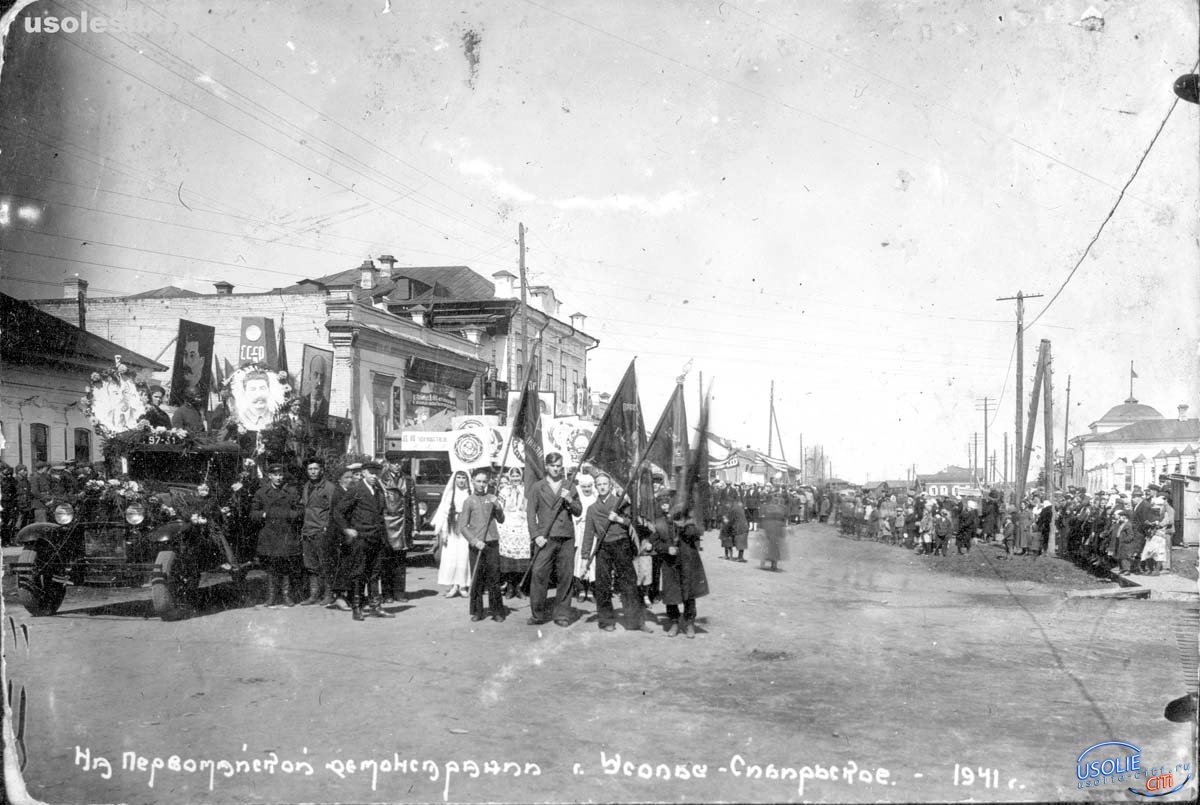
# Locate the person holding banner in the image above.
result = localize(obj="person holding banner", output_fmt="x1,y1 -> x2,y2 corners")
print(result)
525,452 -> 582,627
582,473 -> 651,633
433,470 -> 472,598
460,468 -> 506,622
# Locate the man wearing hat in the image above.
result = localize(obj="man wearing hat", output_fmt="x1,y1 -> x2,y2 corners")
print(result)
1129,488 -> 1155,573
298,456 -> 339,607
142,386 -> 172,429
379,452 -> 416,604
251,463 -> 303,607
332,459 -> 393,620
29,461 -> 53,523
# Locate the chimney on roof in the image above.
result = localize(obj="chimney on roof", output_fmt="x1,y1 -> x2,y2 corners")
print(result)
378,254 -> 397,278
409,304 -> 428,327
214,281 -> 234,296
63,277 -> 87,331
1179,404 -> 1190,421
360,258 -> 379,290
569,312 -> 586,331
491,270 -> 517,299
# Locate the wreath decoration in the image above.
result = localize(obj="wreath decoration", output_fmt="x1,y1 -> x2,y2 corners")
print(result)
82,355 -> 148,438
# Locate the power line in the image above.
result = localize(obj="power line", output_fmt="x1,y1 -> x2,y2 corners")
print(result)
45,17 -> 504,256
717,0 -> 1158,206
1025,90 -> 1186,330
124,0 -> 508,228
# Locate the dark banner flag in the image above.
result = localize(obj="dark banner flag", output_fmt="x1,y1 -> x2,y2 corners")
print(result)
581,358 -> 645,489
639,383 -> 687,521
645,383 -> 688,490
683,383 -> 712,523
169,319 -> 215,407
510,343 -> 545,494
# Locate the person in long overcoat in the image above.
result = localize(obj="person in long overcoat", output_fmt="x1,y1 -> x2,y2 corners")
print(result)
720,496 -> 749,562
251,463 -> 303,607
757,494 -> 788,571
649,506 -> 709,638
981,491 -> 1001,541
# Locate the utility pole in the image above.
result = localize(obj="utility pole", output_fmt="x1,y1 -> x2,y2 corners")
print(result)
1018,339 -> 1049,507
976,397 -> 992,484
1062,375 -> 1071,490
998,290 -> 1043,504
1043,341 -> 1056,553
767,380 -> 775,457
799,433 -> 804,484
518,223 -> 528,385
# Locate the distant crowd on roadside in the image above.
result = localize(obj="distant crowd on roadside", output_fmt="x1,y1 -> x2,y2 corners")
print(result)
820,482 -> 1177,576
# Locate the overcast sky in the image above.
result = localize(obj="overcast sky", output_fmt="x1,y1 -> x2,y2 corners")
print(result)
1,0 -> 1197,482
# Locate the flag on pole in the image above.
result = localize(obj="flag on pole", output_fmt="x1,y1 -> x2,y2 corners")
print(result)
682,382 -> 712,522
510,342 -> 545,494
644,383 -> 686,488
277,323 -> 289,376
1130,363 -> 1138,379
581,358 -> 645,488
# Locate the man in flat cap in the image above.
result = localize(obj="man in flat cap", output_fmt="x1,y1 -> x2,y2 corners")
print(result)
251,463 -> 303,607
332,459 -> 393,620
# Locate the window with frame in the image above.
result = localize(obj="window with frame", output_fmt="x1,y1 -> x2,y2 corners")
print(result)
559,364 -> 567,399
545,360 -> 553,392
29,423 -> 48,464
74,428 -> 92,464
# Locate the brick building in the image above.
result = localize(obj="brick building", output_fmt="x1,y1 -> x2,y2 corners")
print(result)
31,258 -> 596,455
288,259 -> 597,418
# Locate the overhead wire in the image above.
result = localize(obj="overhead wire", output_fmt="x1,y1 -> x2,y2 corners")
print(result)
42,10 -> 506,257
1024,90 -> 1186,330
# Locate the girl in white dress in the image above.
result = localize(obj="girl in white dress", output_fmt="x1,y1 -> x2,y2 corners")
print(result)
432,471 -> 472,597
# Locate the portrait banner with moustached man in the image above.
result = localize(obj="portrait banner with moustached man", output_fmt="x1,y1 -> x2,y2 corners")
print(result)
300,345 -> 333,423
168,319 -> 215,407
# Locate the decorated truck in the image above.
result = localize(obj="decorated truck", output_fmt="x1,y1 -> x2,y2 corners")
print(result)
13,442 -> 254,620
13,354 -> 337,620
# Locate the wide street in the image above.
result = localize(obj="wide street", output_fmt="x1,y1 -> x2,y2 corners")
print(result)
3,521 -> 1196,804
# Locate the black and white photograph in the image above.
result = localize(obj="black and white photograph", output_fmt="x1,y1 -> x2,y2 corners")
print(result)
1,1 -> 1197,803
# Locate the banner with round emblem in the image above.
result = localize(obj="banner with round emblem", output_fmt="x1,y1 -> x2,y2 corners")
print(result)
448,426 -> 506,475
545,417 -> 597,470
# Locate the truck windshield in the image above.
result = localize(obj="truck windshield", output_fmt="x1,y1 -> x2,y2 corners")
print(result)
127,451 -> 230,486
412,456 -> 452,487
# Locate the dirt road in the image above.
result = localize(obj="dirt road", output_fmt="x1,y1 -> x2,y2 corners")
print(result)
3,522 -> 1196,803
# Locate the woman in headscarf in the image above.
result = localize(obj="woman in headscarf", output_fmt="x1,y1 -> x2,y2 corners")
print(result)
496,469 -> 530,598
432,470 -> 472,598
571,469 -> 599,602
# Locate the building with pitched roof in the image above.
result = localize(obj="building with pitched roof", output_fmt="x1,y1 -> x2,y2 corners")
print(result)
1068,397 -> 1199,492
1,292 -> 166,468
28,258 -> 596,456
287,259 -> 598,417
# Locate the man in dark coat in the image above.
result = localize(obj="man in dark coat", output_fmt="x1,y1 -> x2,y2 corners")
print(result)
957,499 -> 981,554
250,463 -> 302,607
299,456 -> 339,606
650,501 -> 709,638
332,460 -> 392,620
525,452 -> 582,627
379,453 -> 416,604
582,473 -> 650,632
1,464 -> 17,545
